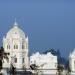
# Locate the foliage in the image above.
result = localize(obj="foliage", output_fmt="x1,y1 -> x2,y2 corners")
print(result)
30,64 -> 38,70
0,47 -> 9,71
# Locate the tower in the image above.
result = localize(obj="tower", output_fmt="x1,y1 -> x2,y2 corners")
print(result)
3,21 -> 29,69
69,49 -> 75,74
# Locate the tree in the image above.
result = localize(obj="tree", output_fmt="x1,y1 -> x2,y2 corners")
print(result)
66,59 -> 71,73
0,47 -> 9,71
30,64 -> 38,70
43,48 -> 57,55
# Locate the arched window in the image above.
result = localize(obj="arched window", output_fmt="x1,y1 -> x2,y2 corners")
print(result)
22,58 -> 24,63
22,45 -> 25,49
16,45 -> 18,49
7,45 -> 10,49
7,58 -> 9,63
15,58 -> 17,63
14,45 -> 16,49
9,45 -> 10,49
7,45 -> 8,49
14,45 -> 18,49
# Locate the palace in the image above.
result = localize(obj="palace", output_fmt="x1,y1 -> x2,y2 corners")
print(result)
2,21 -> 58,74
69,48 -> 75,74
30,52 -> 58,74
3,21 -> 29,69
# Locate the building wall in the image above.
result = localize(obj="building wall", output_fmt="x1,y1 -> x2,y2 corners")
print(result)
30,52 -> 58,74
69,49 -> 75,74
3,24 -> 29,69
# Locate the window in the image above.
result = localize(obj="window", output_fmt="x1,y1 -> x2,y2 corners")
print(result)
14,45 -> 18,49
15,58 -> 17,63
55,63 -> 57,68
16,45 -> 18,49
7,58 -> 9,63
22,58 -> 24,63
14,45 -> 15,49
31,61 -> 33,64
7,45 -> 10,49
9,45 -> 10,49
7,45 -> 8,49
22,45 -> 24,49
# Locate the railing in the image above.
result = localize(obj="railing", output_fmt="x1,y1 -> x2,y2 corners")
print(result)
1,68 -> 70,75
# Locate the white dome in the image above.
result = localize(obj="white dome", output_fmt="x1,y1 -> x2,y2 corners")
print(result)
6,22 -> 26,39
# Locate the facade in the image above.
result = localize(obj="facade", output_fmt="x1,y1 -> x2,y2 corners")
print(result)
3,21 -> 29,69
30,52 -> 58,74
69,48 -> 75,74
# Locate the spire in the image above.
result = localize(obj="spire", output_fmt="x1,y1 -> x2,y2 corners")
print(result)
14,18 -> 18,26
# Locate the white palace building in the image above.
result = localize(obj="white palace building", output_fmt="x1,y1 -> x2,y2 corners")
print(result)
69,48 -> 75,75
3,21 -> 29,69
2,21 -> 58,74
2,21 -> 75,75
30,52 -> 58,74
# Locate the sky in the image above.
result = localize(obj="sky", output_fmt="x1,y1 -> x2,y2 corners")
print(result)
0,0 -> 75,58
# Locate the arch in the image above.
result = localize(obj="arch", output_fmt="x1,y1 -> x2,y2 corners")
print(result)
14,45 -> 18,49
7,45 -> 10,49
22,44 -> 25,49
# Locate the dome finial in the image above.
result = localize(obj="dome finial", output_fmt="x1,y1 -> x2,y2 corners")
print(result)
14,18 -> 18,26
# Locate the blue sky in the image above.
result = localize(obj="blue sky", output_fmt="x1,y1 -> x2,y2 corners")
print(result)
0,0 -> 75,58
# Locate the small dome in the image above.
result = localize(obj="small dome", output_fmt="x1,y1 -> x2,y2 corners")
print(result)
69,48 -> 75,58
6,22 -> 26,39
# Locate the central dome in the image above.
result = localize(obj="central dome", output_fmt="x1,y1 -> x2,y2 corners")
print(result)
6,22 -> 25,39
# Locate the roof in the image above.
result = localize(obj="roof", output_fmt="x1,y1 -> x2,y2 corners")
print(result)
69,48 -> 75,58
6,22 -> 26,39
